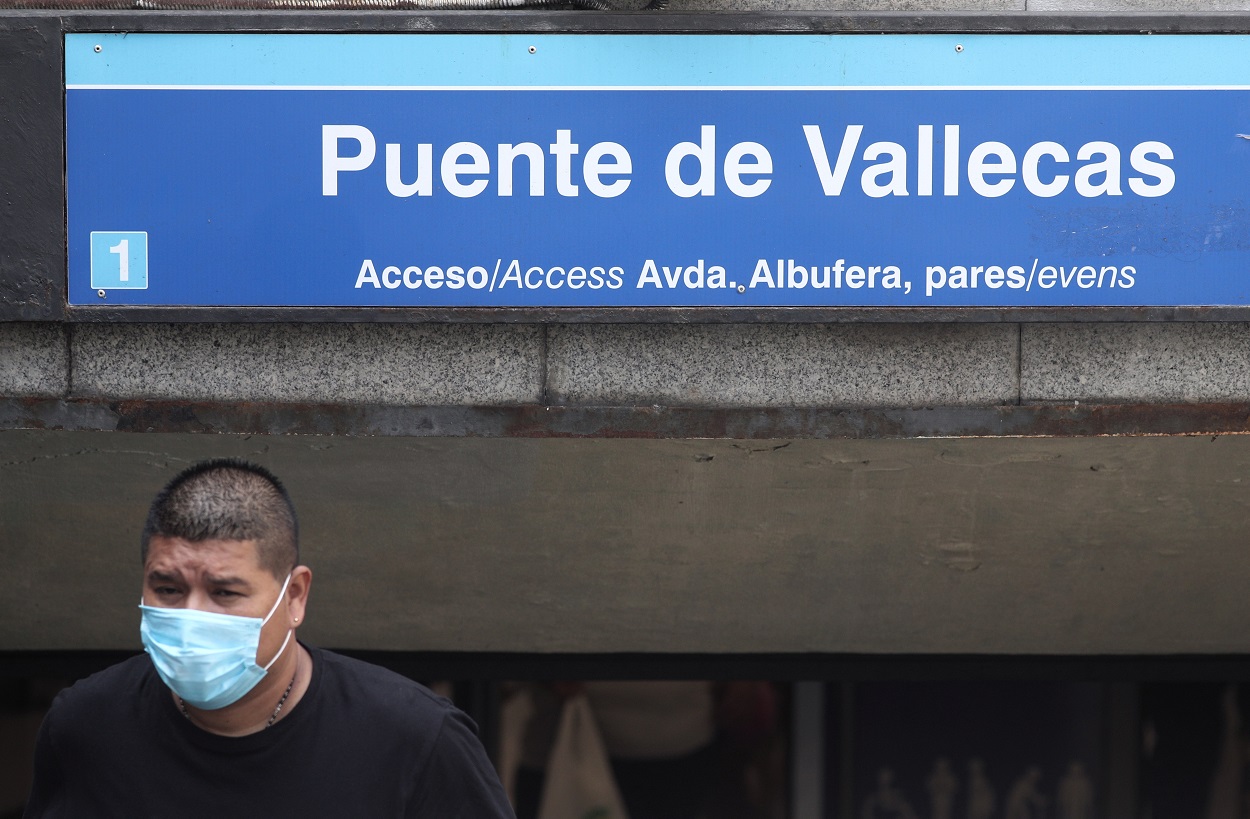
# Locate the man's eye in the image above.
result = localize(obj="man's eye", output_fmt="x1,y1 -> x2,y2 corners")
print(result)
154,587 -> 180,596
212,589 -> 239,597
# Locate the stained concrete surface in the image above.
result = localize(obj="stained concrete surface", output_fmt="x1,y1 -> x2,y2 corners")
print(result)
6,321 -> 1021,407
1022,323 -> 1250,403
71,323 -> 544,406
548,323 -> 1018,407
608,0 -> 1021,8
1029,0 -> 1250,8
4,430 -> 1250,655
16,320 -> 1250,408
0,323 -> 65,398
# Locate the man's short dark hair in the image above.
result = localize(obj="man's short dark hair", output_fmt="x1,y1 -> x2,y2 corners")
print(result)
141,459 -> 299,579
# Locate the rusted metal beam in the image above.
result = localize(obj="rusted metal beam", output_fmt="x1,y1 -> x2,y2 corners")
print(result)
2,10 -> 1249,35
4,397 -> 1250,438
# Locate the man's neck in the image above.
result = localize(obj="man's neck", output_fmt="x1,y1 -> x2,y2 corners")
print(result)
177,643 -> 313,737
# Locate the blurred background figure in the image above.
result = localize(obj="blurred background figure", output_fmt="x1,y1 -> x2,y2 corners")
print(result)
860,768 -> 917,819
1057,761 -> 1093,819
1206,685 -> 1249,819
926,757 -> 958,819
1005,767 -> 1046,819
511,680 -> 779,819
967,758 -> 996,819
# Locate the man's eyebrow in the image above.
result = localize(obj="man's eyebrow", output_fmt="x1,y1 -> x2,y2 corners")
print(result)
204,574 -> 253,589
146,570 -> 182,584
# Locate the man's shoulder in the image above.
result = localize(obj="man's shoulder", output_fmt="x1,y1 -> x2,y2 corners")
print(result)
312,648 -> 462,728
52,653 -> 153,711
42,654 -> 157,744
308,649 -> 513,817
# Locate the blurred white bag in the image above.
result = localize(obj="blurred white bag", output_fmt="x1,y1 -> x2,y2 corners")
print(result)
537,694 -> 630,819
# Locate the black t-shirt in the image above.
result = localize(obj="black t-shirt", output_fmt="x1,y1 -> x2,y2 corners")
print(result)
24,645 -> 515,818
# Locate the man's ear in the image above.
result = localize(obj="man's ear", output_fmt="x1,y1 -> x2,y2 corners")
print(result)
287,565 -> 312,626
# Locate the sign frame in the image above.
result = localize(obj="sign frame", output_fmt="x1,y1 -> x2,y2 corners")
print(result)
8,9 -> 1250,323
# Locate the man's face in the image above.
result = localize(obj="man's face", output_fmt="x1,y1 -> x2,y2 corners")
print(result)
143,536 -> 291,664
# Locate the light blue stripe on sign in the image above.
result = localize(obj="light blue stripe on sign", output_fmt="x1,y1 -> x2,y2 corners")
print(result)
65,32 -> 1250,89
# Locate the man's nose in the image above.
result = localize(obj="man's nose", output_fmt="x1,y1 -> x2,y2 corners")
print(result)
182,589 -> 215,611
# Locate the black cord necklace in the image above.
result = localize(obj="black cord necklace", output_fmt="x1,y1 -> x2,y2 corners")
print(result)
179,669 -> 298,729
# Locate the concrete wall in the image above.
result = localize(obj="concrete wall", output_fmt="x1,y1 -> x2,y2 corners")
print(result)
6,430 -> 1250,655
7,318 -> 1250,655
7,5 -> 1250,656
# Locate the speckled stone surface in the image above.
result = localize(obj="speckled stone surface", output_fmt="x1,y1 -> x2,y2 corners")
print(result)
1023,323 -> 1250,403
72,323 -> 543,405
0,323 -> 67,398
1029,0 -> 1250,8
549,323 -> 1018,407
607,0 -> 1020,9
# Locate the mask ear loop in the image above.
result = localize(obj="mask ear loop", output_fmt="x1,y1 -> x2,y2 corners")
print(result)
262,573 -> 294,625
260,573 -> 295,671
263,628 -> 295,672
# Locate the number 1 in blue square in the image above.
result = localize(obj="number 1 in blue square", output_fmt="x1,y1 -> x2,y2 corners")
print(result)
90,231 -> 148,290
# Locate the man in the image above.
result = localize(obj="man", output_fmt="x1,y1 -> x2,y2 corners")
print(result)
25,458 -> 515,818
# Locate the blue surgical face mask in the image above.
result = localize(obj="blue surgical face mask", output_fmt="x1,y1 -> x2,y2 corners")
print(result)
139,574 -> 293,711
